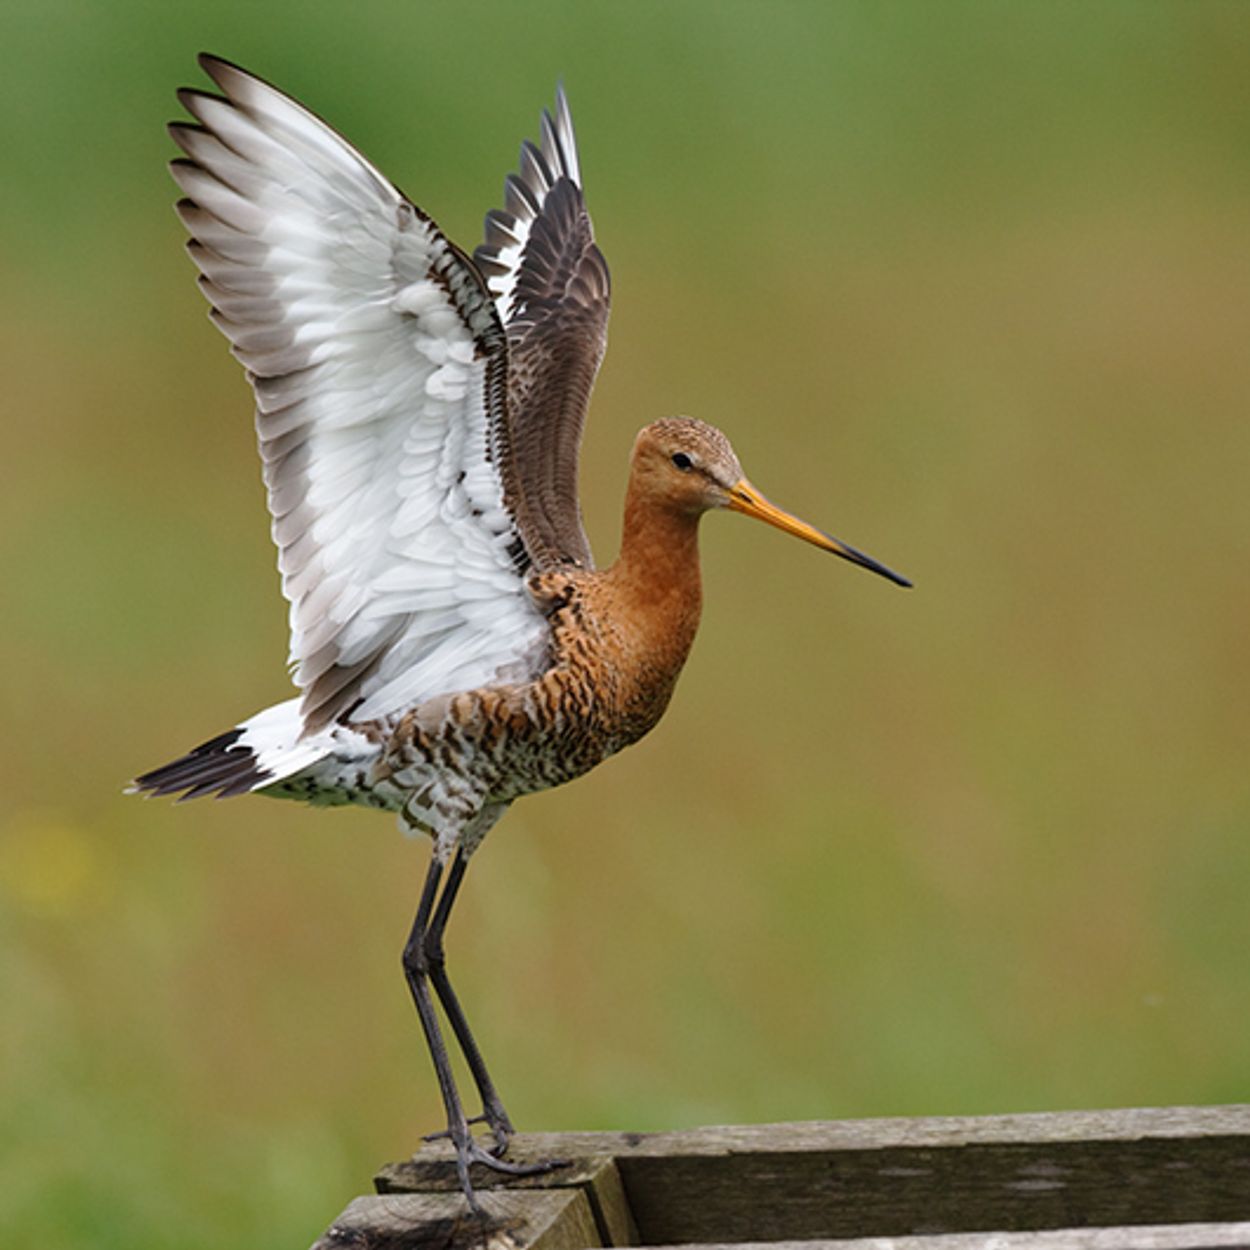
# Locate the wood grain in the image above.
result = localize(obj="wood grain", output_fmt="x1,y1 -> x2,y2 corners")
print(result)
644,1225 -> 1250,1250
311,1189 -> 600,1250
321,1106 -> 1250,1247
377,1152 -> 636,1245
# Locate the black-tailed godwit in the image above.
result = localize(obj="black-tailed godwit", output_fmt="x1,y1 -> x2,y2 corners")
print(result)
133,54 -> 910,1209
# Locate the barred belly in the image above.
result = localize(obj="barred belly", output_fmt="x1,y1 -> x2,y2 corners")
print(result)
371,660 -> 621,858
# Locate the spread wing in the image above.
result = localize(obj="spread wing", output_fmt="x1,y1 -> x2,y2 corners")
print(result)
474,87 -> 610,571
169,55 -> 549,733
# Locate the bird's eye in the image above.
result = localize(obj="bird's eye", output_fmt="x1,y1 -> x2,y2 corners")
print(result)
671,452 -> 694,471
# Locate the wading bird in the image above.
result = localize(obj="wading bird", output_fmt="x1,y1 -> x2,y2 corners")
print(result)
133,55 -> 911,1208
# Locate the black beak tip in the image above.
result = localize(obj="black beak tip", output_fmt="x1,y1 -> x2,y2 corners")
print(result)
839,543 -> 913,589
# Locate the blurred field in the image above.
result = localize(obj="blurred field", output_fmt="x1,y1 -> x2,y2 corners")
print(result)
3,2 -> 1250,1246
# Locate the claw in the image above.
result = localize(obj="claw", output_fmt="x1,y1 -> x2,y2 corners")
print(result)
480,1096 -> 515,1154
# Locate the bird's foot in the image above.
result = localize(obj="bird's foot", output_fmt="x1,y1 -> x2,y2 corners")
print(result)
422,1112 -> 491,1144
461,1139 -> 566,1177
479,1093 -> 517,1155
424,1096 -> 516,1156
431,1115 -> 569,1213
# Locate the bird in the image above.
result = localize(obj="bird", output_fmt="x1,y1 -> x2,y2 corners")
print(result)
132,54 -> 911,1209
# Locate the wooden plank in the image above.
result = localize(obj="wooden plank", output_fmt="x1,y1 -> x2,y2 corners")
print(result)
606,1132 -> 1250,1242
509,1104 -> 1250,1157
310,1188 -> 600,1250
380,1106 -> 1250,1244
648,1224 -> 1250,1250
376,1151 -> 637,1246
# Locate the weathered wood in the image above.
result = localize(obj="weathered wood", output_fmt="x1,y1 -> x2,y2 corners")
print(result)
507,1103 -> 1250,1157
650,1226 -> 1250,1250
310,1188 -> 600,1250
338,1106 -> 1250,1248
376,1151 -> 637,1246
562,1120 -> 1245,1245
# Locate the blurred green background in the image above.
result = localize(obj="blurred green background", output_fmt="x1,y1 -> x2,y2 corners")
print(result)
3,1 -> 1249,1245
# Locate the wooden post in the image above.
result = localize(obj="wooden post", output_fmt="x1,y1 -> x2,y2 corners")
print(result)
312,1104 -> 1250,1248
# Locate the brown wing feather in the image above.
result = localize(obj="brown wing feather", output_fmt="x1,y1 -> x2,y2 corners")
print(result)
475,90 -> 610,571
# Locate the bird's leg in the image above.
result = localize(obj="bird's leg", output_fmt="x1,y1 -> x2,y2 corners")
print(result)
423,849 -> 565,1177
424,848 -> 516,1154
402,856 -> 480,1210
403,853 -> 556,1211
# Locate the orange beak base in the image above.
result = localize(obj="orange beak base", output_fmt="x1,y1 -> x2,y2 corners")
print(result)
727,480 -> 912,588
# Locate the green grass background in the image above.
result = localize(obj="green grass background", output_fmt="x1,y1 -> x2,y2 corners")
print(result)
3,2 -> 1249,1245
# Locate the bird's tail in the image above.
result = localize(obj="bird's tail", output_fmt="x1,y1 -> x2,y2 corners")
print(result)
129,698 -> 332,801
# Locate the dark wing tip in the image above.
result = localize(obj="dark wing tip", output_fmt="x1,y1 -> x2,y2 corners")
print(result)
166,120 -> 206,151
176,86 -> 223,112
131,728 -> 270,802
195,52 -> 280,104
198,51 -> 246,79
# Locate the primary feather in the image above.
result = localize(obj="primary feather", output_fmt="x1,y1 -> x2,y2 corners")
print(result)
475,85 -> 611,571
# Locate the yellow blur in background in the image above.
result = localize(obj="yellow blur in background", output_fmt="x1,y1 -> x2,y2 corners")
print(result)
3,3 -> 1249,1247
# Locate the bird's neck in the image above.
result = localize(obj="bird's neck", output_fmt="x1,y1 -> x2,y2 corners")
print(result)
608,485 -> 704,659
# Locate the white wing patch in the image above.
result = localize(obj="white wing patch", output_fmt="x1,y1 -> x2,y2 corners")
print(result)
170,57 -> 549,731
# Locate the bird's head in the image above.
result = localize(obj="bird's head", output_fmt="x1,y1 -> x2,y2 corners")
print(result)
632,417 -> 911,588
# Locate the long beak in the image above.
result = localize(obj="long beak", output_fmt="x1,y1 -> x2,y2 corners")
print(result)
727,480 -> 912,588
